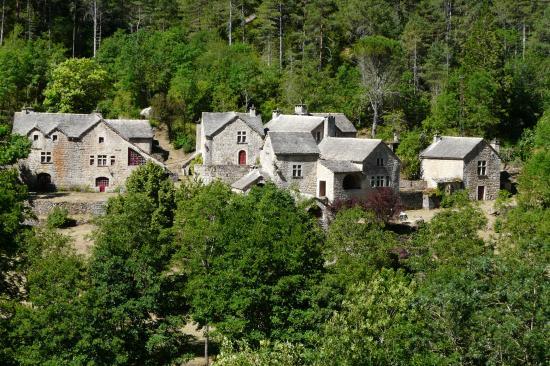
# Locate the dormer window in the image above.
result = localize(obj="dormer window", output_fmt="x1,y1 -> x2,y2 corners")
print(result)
99,137 -> 104,143
33,134 -> 39,141
237,131 -> 247,144
52,135 -> 58,142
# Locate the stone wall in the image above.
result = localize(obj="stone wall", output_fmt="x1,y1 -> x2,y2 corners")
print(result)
273,154 -> 318,195
28,198 -> 107,217
362,143 -> 401,192
421,158 -> 464,188
399,191 -> 423,210
400,179 -> 427,191
20,121 -> 159,192
194,164 -> 252,185
463,142 -> 500,200
210,118 -> 264,166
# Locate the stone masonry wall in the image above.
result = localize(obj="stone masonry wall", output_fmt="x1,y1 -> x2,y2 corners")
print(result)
362,143 -> 401,192
28,199 -> 107,217
21,122 -> 158,192
210,118 -> 264,166
273,154 -> 318,196
463,142 -> 500,200
194,164 -> 252,185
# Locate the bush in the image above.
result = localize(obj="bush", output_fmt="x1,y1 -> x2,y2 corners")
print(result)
46,207 -> 73,228
440,190 -> 470,208
330,188 -> 403,222
173,133 -> 195,153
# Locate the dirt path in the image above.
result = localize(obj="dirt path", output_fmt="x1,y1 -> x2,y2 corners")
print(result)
154,125 -> 192,175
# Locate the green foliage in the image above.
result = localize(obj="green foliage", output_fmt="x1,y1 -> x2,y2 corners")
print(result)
43,58 -> 109,113
46,207 -> 71,229
440,189 -> 470,208
214,339 -> 309,366
395,129 -> 426,179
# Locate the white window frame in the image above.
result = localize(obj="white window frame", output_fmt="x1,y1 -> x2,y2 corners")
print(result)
40,152 -> 52,164
477,160 -> 487,176
292,164 -> 303,178
237,131 -> 247,144
97,155 -> 108,167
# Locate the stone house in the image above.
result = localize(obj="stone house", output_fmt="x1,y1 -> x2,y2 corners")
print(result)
194,104 -> 400,203
12,109 -> 164,192
420,135 -> 501,200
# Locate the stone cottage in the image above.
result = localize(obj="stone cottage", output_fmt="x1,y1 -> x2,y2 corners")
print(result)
12,109 -> 165,192
194,104 -> 400,203
420,135 -> 501,200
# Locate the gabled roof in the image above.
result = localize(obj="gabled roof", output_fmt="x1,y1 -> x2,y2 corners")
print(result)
310,113 -> 357,133
420,136 -> 484,160
319,137 -> 382,162
202,112 -> 264,137
105,119 -> 154,139
319,160 -> 362,173
231,169 -> 264,191
265,115 -> 325,132
13,111 -> 102,138
268,132 -> 320,155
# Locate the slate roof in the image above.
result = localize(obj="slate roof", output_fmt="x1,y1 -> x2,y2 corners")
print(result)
420,136 -> 484,160
105,119 -> 154,139
231,169 -> 264,191
202,112 -> 264,137
310,113 -> 357,133
265,115 -> 325,132
13,111 -> 102,138
269,132 -> 320,155
319,137 -> 382,162
319,160 -> 362,173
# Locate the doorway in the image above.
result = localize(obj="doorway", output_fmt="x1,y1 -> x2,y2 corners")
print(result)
319,180 -> 326,197
477,185 -> 485,201
238,150 -> 247,165
96,177 -> 109,192
36,173 -> 52,192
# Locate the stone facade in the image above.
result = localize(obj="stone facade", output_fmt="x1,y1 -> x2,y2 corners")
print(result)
209,118 -> 264,166
194,164 -> 253,185
463,142 -> 500,200
14,113 -> 163,192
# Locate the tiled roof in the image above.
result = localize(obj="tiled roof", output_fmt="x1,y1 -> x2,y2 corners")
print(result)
13,111 -> 101,138
319,137 -> 381,162
420,136 -> 484,160
319,160 -> 362,173
310,113 -> 357,133
202,112 -> 264,137
265,114 -> 325,132
269,132 -> 320,155
105,119 -> 154,139
231,169 -> 264,191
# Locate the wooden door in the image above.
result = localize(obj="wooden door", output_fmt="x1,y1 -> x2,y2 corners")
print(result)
319,181 -> 326,197
96,177 -> 109,192
238,150 -> 246,165
477,186 -> 485,200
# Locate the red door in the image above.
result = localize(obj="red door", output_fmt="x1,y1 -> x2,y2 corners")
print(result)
96,177 -> 109,192
238,150 -> 247,165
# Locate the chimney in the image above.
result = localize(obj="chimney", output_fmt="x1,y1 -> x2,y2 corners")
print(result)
22,107 -> 34,114
324,115 -> 336,138
433,133 -> 442,144
294,104 -> 308,115
393,131 -> 400,143
272,108 -> 281,120
490,138 -> 500,153
249,105 -> 257,117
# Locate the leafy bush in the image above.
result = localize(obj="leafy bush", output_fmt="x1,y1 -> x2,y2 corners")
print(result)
173,133 -> 195,153
440,190 -> 470,208
46,207 -> 72,229
330,188 -> 403,222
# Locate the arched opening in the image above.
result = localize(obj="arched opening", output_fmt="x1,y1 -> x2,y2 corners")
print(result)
343,174 -> 361,190
36,173 -> 52,192
238,150 -> 247,165
95,177 -> 110,192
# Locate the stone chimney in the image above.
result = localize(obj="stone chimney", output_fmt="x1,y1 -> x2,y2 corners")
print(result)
490,138 -> 500,153
249,105 -> 257,117
324,115 -> 336,138
272,108 -> 281,120
294,104 -> 308,115
433,133 -> 442,144
393,131 -> 400,143
22,107 -> 34,114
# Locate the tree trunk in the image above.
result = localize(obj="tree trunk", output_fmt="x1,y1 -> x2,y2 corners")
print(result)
413,41 -> 418,93
241,1 -> 245,42
279,2 -> 283,68
27,0 -> 31,40
93,0 -> 97,57
371,104 -> 378,138
1,0 -> 5,46
228,0 -> 232,45
522,21 -> 526,60
444,0 -> 452,73
319,23 -> 323,70
204,324 -> 209,366
72,0 -> 76,57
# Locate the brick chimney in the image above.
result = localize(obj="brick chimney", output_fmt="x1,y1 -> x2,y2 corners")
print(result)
294,104 -> 308,115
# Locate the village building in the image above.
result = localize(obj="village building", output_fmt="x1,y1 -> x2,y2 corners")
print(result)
420,135 -> 501,200
193,104 -> 399,203
12,109 -> 164,192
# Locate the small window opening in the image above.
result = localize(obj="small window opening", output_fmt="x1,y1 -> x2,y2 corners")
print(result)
98,155 -> 107,166
237,131 -> 247,143
99,136 -> 104,143
40,152 -> 52,163
292,164 -> 303,178
33,134 -> 39,141
477,160 -> 487,176
52,135 -> 58,141
89,155 -> 95,166
110,155 -> 116,165
376,158 -> 384,166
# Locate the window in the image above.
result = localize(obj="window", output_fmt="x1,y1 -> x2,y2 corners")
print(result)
292,164 -> 303,178
371,175 -> 388,187
110,156 -> 116,165
237,131 -> 247,143
376,158 -> 384,166
52,134 -> 58,141
40,152 -> 52,163
98,137 -> 104,143
316,131 -> 321,143
97,155 -> 107,166
477,160 -> 487,176
128,148 -> 145,166
33,134 -> 39,141
89,155 -> 95,166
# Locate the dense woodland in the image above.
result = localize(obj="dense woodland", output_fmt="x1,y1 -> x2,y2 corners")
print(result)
0,0 -> 548,171
0,1 -> 549,365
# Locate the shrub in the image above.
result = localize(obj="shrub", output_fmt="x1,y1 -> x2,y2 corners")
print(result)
173,133 -> 195,153
46,207 -> 72,228
440,190 -> 470,208
330,188 -> 402,222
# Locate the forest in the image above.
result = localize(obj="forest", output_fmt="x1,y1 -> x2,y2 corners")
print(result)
0,0 -> 549,365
